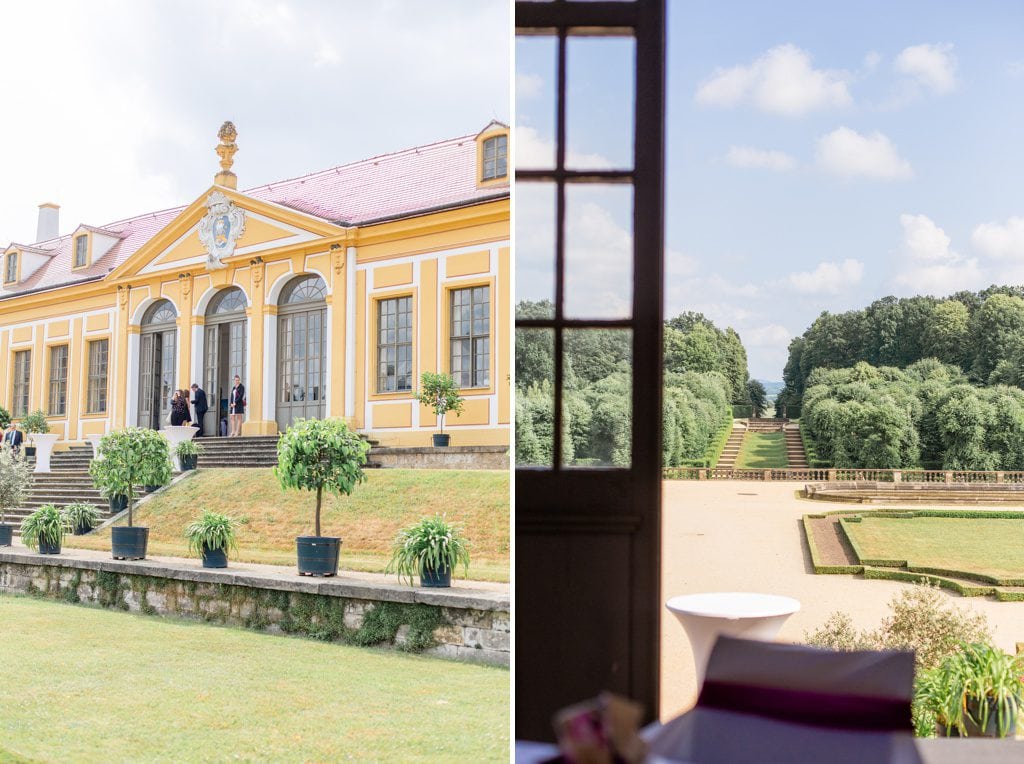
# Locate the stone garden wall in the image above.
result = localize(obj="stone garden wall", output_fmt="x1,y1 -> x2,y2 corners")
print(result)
0,552 -> 509,665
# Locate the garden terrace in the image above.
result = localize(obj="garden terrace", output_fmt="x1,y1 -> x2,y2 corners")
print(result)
803,508 -> 1024,601
0,544 -> 509,665
804,479 -> 1024,504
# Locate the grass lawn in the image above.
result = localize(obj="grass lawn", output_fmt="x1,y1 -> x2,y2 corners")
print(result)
842,515 -> 1024,580
735,431 -> 788,469
64,468 -> 509,582
0,595 -> 508,762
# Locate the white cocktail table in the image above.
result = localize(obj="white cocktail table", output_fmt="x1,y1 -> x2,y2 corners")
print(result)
666,592 -> 801,685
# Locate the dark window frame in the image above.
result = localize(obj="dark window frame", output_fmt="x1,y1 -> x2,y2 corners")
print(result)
482,134 -> 508,181
450,285 -> 491,388
4,253 -> 17,283
74,235 -> 88,268
86,338 -> 109,414
376,295 -> 414,394
48,345 -> 69,416
12,349 -> 31,417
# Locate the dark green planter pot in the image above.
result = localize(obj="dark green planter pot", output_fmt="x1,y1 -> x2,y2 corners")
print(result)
296,536 -> 341,577
38,538 -> 61,555
73,522 -> 93,536
144,485 -> 160,493
420,564 -> 452,588
24,446 -> 36,458
201,545 -> 228,569
109,495 -> 128,513
180,455 -> 198,471
0,524 -> 12,546
111,526 -> 149,560
432,434 -> 450,447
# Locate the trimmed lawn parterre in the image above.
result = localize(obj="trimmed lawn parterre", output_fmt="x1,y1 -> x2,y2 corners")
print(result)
735,431 -> 788,469
63,468 -> 509,582
0,595 -> 508,762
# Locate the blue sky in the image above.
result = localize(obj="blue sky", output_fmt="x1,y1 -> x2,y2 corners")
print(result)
517,0 -> 1024,379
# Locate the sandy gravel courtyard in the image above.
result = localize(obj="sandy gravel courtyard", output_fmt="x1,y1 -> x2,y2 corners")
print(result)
660,480 -> 1024,719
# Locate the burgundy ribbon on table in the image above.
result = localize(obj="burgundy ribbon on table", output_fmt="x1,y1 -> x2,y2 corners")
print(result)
697,679 -> 912,732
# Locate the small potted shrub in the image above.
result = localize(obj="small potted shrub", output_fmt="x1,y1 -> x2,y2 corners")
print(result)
21,408 -> 51,459
275,418 -> 370,577
917,642 -> 1024,738
89,427 -> 172,560
175,439 -> 204,471
385,515 -> 470,588
0,406 -> 11,430
20,503 -> 68,554
184,511 -> 238,568
415,372 -> 464,447
0,444 -> 32,546
62,502 -> 101,536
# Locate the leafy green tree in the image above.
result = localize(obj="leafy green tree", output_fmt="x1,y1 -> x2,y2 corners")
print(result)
275,418 -> 370,537
414,372 -> 464,436
968,294 -> 1024,382
922,300 -> 970,368
746,379 -> 768,417
0,445 -> 32,526
89,428 -> 172,527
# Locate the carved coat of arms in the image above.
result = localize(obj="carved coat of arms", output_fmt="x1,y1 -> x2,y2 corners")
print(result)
198,190 -> 245,270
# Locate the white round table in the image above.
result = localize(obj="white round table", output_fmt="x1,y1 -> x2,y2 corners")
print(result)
666,592 -> 801,685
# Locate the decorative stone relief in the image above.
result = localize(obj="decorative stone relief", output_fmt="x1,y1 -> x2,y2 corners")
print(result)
198,190 -> 246,271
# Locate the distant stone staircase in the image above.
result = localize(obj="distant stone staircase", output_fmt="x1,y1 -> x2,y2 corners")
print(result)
5,446 -> 108,533
783,425 -> 809,469
195,434 -> 381,468
716,427 -> 746,469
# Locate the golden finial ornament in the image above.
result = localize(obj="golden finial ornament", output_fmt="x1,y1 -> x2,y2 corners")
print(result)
215,121 -> 239,189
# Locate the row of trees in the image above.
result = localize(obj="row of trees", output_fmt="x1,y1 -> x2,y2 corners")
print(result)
801,360 -> 1024,470
515,301 -> 744,466
777,287 -> 1024,413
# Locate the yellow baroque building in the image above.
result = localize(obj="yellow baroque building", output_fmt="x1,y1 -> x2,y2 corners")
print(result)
0,122 -> 510,448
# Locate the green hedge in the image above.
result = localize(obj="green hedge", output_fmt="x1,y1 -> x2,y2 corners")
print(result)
706,421 -> 735,468
801,516 -> 863,575
731,405 -> 754,419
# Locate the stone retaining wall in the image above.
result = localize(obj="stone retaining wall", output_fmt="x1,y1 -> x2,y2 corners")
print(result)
370,445 -> 509,470
0,552 -> 509,665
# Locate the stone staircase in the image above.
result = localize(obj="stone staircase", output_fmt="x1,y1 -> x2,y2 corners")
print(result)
194,435 -> 381,468
784,425 -> 809,469
4,446 -> 109,532
716,427 -> 746,469
746,418 -> 787,433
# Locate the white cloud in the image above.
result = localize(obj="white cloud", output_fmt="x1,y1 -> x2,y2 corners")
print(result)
787,259 -> 864,294
516,125 -> 613,170
894,43 -> 957,94
815,127 -> 913,180
745,324 -> 792,347
695,44 -> 852,117
725,146 -> 796,172
971,217 -> 1024,260
893,214 -> 985,294
1009,61 -> 1024,79
863,51 -> 882,71
517,72 -> 543,99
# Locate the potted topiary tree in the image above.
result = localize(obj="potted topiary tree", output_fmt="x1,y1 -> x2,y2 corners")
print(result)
20,504 -> 68,555
184,510 -> 238,568
275,418 -> 370,577
89,427 -> 172,560
415,372 -> 464,447
21,408 -> 53,464
0,444 -> 32,546
385,515 -> 471,587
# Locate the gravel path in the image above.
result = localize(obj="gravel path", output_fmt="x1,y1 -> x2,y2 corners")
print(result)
659,481 -> 1024,720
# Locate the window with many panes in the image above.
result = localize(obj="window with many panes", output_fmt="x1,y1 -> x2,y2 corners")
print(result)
74,235 -> 88,268
482,135 -> 508,181
12,350 -> 30,416
4,253 -> 16,283
450,286 -> 490,388
377,296 -> 412,393
87,339 -> 108,413
48,345 -> 68,416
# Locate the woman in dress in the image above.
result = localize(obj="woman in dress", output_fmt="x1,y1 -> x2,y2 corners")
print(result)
229,375 -> 245,437
170,389 -> 191,427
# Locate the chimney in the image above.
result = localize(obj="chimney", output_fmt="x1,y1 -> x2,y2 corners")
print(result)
36,203 -> 60,242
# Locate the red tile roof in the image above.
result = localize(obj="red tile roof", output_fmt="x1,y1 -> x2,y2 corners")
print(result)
0,127 -> 508,299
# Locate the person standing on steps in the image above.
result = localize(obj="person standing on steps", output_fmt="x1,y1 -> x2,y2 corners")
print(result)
3,421 -> 23,454
170,389 -> 191,427
229,375 -> 246,437
191,383 -> 209,437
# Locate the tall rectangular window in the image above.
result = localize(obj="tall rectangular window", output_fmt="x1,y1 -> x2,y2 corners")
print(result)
48,345 -> 69,416
4,253 -> 16,283
12,350 -> 30,417
87,339 -> 109,413
451,286 -> 490,388
482,135 -> 508,181
377,296 -> 413,393
74,235 -> 88,268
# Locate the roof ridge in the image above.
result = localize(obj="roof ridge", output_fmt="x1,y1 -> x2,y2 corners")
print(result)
242,131 -> 477,194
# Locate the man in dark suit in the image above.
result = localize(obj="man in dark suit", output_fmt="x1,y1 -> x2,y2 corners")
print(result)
191,383 -> 209,437
3,422 -> 23,453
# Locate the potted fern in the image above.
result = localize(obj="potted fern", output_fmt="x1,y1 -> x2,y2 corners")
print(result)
0,444 -> 31,546
385,515 -> 470,587
20,504 -> 68,554
89,427 -> 172,560
175,439 -> 204,471
275,418 -> 369,577
184,511 -> 238,568
415,372 -> 464,447
917,642 -> 1024,738
63,502 -> 101,536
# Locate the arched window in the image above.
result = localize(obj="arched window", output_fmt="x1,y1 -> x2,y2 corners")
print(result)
280,275 -> 327,305
207,287 -> 247,315
142,299 -> 177,325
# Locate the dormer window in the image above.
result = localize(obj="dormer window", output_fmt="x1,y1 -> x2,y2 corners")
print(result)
4,252 -> 16,284
482,134 -> 508,181
74,234 -> 88,268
